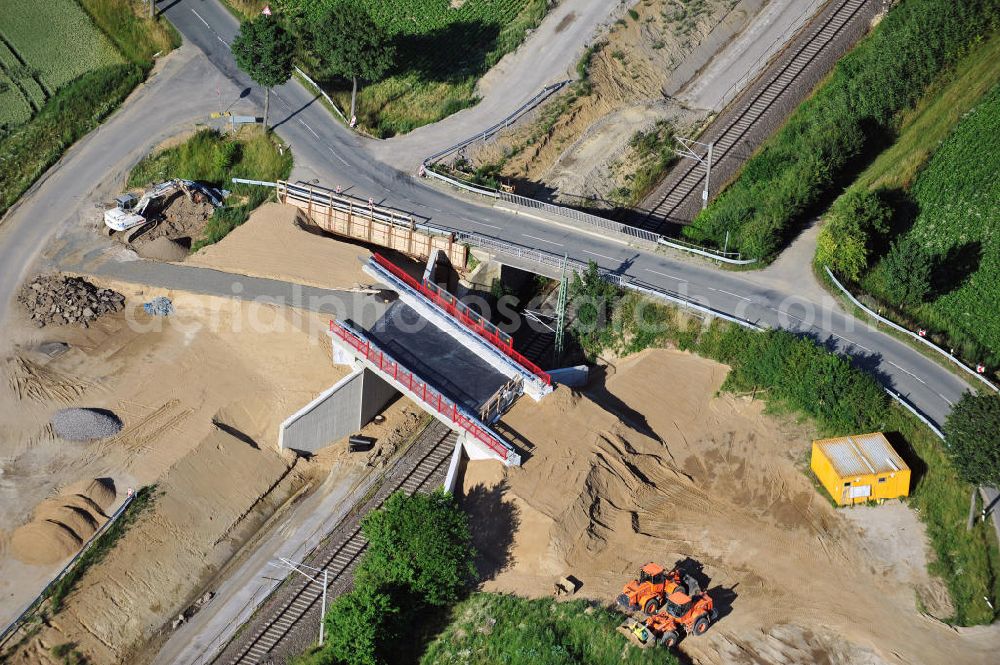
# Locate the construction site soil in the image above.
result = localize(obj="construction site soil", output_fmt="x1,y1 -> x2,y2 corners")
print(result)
0,266 -> 417,662
462,348 -> 1000,664
128,192 -> 214,260
186,203 -> 372,289
471,0 -> 740,202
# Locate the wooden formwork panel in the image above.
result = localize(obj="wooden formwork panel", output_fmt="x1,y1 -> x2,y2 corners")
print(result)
284,197 -> 466,266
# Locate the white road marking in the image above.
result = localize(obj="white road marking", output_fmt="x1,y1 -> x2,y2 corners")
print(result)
887,360 -> 927,384
217,35 -> 229,47
583,249 -> 615,261
714,288 -> 751,301
937,393 -> 954,406
191,8 -> 211,28
644,268 -> 683,280
827,332 -> 873,353
326,147 -> 349,166
465,218 -> 501,230
298,119 -> 319,139
522,233 -> 562,246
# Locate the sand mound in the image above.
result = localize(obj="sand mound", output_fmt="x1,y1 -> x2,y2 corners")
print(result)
52,408 -> 123,441
63,478 -> 116,512
33,503 -> 99,541
186,203 -> 371,290
467,349 -> 1000,664
138,236 -> 188,262
11,520 -> 83,565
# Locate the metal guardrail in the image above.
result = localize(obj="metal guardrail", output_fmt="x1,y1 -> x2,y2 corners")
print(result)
0,491 -> 138,650
499,192 -> 660,248
423,80 -> 571,165
293,66 -> 348,123
884,388 -> 946,441
276,180 -> 457,239
455,231 -> 763,331
330,320 -> 519,465
825,266 -> 997,393
415,79 -> 755,264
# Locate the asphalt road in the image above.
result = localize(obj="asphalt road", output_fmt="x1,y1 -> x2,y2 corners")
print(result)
159,0 -> 1000,539
0,4 -> 993,657
160,0 -> 974,425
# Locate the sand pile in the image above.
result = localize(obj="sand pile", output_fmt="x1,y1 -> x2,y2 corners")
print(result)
186,203 -> 371,290
9,479 -> 114,565
465,349 -> 1000,664
138,236 -> 188,262
52,408 -> 123,441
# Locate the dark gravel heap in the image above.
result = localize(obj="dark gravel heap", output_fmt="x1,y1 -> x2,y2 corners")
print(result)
19,275 -> 125,328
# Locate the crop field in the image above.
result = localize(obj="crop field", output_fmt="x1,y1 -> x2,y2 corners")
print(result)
0,0 -> 123,126
295,0 -> 549,136
865,84 -> 1000,361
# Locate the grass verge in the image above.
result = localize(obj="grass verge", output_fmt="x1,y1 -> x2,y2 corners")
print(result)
127,127 -> 292,249
48,485 -> 156,613
420,594 -> 680,665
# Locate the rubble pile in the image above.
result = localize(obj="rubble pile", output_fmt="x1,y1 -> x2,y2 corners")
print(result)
19,275 -> 126,327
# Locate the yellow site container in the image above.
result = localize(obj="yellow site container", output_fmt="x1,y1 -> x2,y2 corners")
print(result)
811,432 -> 910,506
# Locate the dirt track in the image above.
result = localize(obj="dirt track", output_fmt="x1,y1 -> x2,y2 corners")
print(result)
461,349 -> 1000,664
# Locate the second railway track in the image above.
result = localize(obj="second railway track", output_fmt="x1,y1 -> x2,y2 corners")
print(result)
641,0 -> 875,228
214,421 -> 457,665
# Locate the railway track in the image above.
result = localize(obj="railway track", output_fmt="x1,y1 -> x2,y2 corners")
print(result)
214,422 -> 457,665
641,0 -> 871,228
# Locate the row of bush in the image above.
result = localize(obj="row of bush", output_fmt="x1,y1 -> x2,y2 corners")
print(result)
569,264 -> 1000,624
683,0 -> 1000,261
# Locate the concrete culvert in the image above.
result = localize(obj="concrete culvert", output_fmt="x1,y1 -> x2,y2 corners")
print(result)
52,408 -> 123,441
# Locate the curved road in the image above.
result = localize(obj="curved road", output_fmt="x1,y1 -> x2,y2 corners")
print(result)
158,0 -> 974,424
0,2 -> 993,654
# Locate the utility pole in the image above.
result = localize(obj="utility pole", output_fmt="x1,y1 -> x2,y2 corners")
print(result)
270,558 -> 329,644
553,255 -> 568,367
675,137 -> 713,210
149,0 -> 155,20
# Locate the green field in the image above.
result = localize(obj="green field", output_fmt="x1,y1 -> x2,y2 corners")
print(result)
0,1 -> 179,219
864,84 -> 1000,361
816,30 -> 1000,368
230,0 -> 548,136
683,0 -> 1000,261
0,0 -> 123,98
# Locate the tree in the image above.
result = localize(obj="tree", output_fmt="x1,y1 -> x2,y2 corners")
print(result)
356,490 -> 474,607
945,392 -> 1000,531
815,188 -> 892,281
311,2 -> 395,122
570,261 -> 620,358
945,392 -> 1000,486
231,15 -> 295,129
320,587 -> 397,665
875,235 -> 932,307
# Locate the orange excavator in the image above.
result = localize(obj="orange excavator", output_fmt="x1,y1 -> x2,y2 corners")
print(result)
618,588 -> 717,648
616,562 -> 687,614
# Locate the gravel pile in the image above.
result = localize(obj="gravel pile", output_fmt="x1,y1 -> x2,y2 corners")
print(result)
19,275 -> 125,328
52,408 -> 123,441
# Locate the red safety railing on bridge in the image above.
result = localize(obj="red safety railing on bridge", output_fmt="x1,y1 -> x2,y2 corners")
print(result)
371,254 -> 551,386
330,320 -> 514,462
